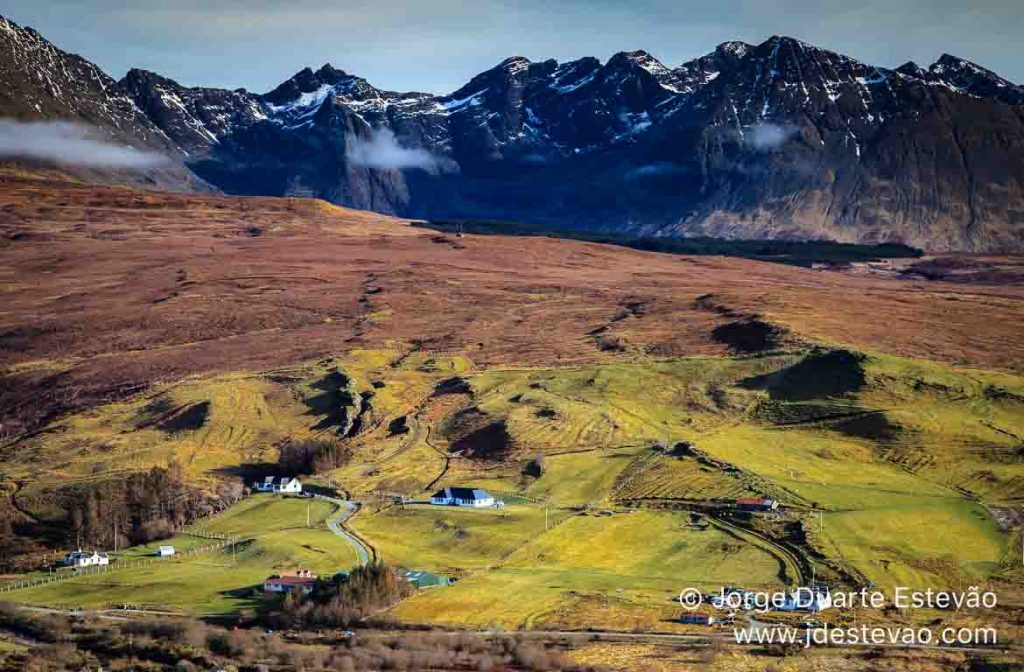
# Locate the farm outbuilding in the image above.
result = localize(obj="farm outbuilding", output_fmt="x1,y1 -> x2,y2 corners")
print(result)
399,568 -> 452,589
156,545 -> 175,557
735,497 -> 779,512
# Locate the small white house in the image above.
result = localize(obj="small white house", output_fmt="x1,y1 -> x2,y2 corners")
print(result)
63,550 -> 110,568
156,545 -> 175,558
430,487 -> 495,508
254,476 -> 302,494
780,586 -> 833,612
278,477 -> 302,493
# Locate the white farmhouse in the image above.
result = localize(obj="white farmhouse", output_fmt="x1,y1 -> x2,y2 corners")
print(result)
780,586 -> 833,612
278,477 -> 302,493
430,487 -> 495,508
63,550 -> 110,568
253,476 -> 302,494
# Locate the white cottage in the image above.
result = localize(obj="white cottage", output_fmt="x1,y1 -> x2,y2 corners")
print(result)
156,545 -> 175,557
780,586 -> 833,612
430,487 -> 495,508
63,550 -> 110,567
254,476 -> 302,494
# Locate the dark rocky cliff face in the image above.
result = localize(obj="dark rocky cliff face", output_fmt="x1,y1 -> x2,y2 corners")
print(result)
122,35 -> 1023,251
0,16 -> 208,191
2,12 -> 1022,251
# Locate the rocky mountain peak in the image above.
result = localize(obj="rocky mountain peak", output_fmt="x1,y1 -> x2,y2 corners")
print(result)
0,14 -> 208,189
894,61 -> 927,78
928,53 -> 1024,104
262,63 -> 363,106
714,40 -> 752,59
3,10 -> 1024,252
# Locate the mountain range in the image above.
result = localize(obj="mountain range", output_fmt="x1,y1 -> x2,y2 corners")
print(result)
2,13 -> 1023,251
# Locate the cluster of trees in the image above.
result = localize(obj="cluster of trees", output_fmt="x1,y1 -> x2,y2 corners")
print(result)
0,603 -> 605,671
269,562 -> 410,629
63,464 -> 244,549
277,438 -> 354,475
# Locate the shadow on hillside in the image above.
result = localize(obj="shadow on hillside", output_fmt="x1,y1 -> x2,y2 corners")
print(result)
828,411 -> 903,442
711,318 -> 787,353
443,406 -> 514,459
212,462 -> 281,482
739,349 -> 867,401
305,370 -> 354,432
158,401 -> 210,432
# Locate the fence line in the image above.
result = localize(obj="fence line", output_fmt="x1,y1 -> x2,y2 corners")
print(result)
0,537 -> 239,594
485,489 -> 547,505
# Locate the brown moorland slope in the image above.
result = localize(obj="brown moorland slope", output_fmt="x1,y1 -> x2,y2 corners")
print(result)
2,173 -> 1024,437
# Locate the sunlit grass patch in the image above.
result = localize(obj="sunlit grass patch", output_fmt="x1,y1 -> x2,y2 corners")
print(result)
814,500 -> 1006,590
10,495 -> 358,614
350,503 -> 550,572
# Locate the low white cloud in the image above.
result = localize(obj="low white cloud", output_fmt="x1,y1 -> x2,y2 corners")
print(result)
346,127 -> 456,174
747,122 -> 798,151
0,119 -> 169,168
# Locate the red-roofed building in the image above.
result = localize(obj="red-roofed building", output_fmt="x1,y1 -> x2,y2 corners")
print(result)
264,570 -> 318,594
735,497 -> 779,512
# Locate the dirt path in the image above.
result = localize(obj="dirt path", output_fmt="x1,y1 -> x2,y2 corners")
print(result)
704,513 -> 808,586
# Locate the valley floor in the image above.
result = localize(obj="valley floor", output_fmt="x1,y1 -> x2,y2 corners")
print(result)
1,179 -> 1023,668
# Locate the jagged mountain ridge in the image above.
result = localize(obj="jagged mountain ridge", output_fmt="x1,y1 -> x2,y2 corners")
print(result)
0,15 -> 208,190
119,37 -> 1024,252
1,11 -> 1022,251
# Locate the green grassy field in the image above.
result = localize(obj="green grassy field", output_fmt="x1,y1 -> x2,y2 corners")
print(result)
10,495 -> 359,614
525,447 -> 642,506
386,509 -> 782,629
814,501 -> 1006,589
350,503 -> 553,572
4,344 -> 1023,627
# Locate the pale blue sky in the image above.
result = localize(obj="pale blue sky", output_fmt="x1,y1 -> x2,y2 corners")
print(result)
4,1 -> 1021,94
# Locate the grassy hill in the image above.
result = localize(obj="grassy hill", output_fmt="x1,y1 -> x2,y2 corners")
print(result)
12,495 -> 358,614
4,342 -> 1021,627
1,181 -> 1022,638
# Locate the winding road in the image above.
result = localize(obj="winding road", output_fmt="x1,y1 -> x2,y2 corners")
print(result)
321,497 -> 372,566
